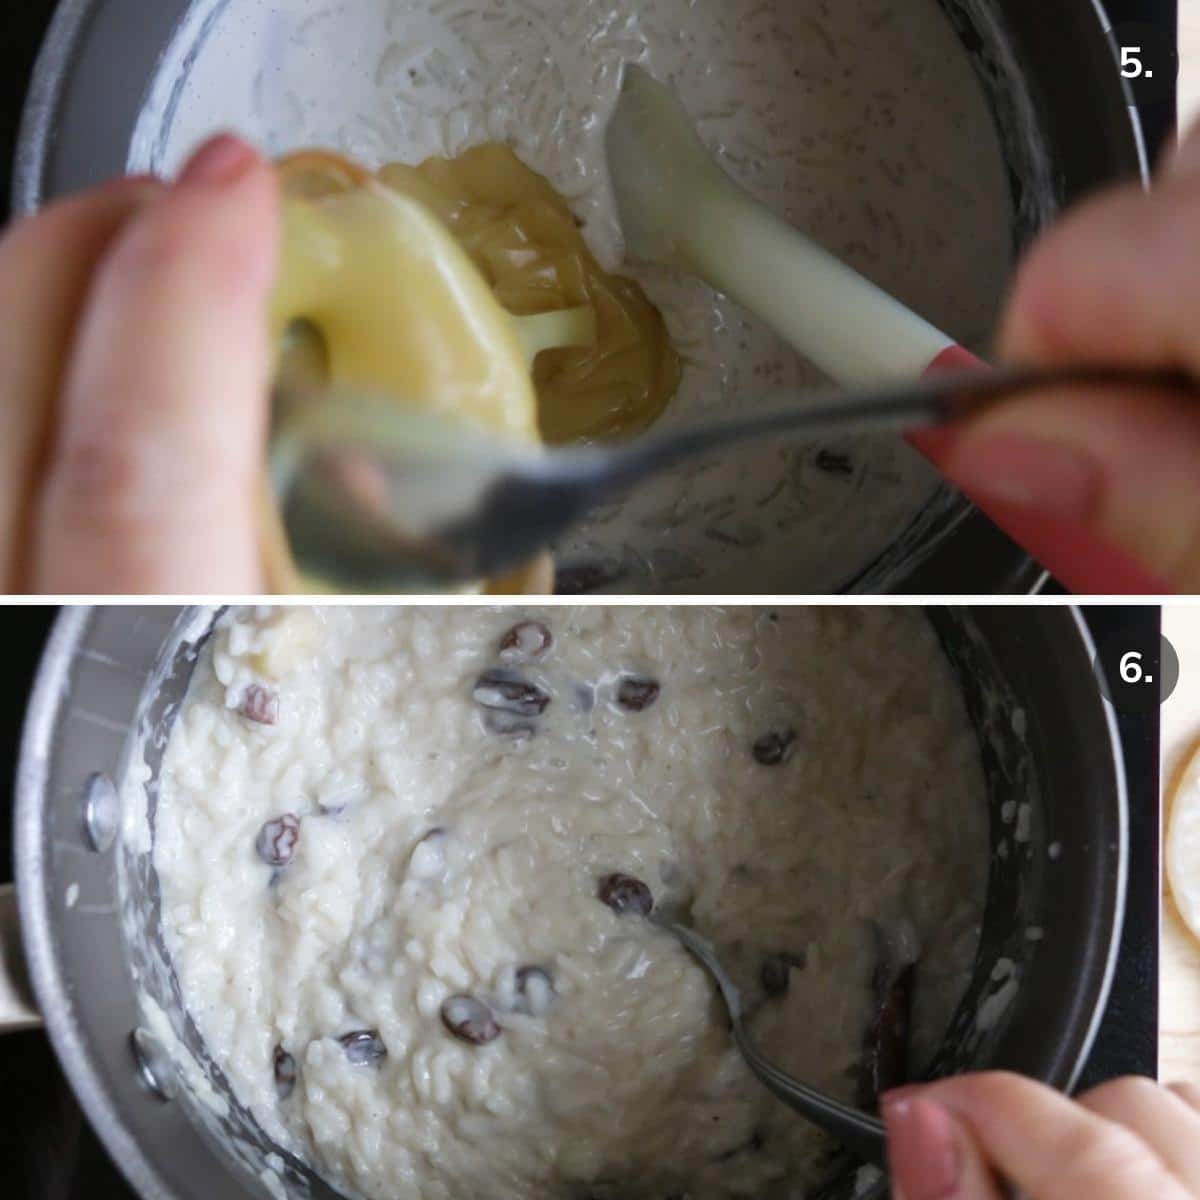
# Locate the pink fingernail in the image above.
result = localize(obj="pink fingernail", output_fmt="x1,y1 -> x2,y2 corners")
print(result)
941,434 -> 1103,524
178,133 -> 258,187
884,1098 -> 963,1200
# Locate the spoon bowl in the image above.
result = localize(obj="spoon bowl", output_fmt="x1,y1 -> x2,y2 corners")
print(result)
269,364 -> 1182,593
651,914 -> 889,1170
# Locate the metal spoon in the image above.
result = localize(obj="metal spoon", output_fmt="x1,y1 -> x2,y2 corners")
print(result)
270,363 -> 1182,592
652,914 -> 888,1169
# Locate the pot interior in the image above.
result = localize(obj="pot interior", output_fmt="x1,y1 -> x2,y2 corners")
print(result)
20,0 -> 1109,594
129,0 -> 1044,597
16,605 -> 1111,1200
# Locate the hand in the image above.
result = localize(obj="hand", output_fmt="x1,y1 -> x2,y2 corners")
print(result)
0,133 -> 279,594
930,119 -> 1200,594
884,1073 -> 1200,1198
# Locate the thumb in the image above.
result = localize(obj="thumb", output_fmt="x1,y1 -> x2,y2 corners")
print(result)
927,171 -> 1200,595
32,134 -> 280,594
918,378 -> 1189,594
883,1092 -> 1003,1200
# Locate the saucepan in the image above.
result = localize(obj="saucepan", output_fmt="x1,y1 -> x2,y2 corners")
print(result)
1,605 -> 1126,1198
12,0 -> 1148,593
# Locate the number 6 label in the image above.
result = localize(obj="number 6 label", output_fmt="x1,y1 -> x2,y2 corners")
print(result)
1093,634 -> 1179,713
1120,650 -> 1146,683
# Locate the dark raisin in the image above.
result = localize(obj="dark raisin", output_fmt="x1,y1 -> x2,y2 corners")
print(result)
752,730 -> 796,766
441,994 -> 501,1045
408,828 -> 448,881
514,965 -> 556,1015
273,1045 -> 297,1100
597,873 -> 654,917
239,684 -> 279,726
499,621 -> 553,660
859,929 -> 917,1110
760,951 -> 806,996
473,669 -> 551,716
256,814 -> 300,867
339,1030 -> 387,1067
815,449 -> 855,475
616,676 -> 661,712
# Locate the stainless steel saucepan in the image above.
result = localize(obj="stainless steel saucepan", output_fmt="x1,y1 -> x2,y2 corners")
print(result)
12,0 -> 1149,594
1,606 -> 1126,1200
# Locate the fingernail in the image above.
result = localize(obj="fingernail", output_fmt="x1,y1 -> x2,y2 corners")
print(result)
884,1098 -> 963,1200
178,133 -> 258,188
941,434 -> 1103,524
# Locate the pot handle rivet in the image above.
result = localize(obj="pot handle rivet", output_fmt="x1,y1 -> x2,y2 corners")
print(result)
82,773 -> 119,854
130,1028 -> 178,1101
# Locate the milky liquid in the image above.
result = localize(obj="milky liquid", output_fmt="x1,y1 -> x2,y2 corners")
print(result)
133,0 -> 1013,592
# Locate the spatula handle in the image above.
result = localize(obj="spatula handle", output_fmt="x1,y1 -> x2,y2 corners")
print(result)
687,187 -> 957,386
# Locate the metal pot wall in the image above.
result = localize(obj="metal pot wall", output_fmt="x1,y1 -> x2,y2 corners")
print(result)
10,1 -> 1146,594
5,605 -> 1126,1200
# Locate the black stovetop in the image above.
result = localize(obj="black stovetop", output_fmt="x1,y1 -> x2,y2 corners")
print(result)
0,605 -> 1162,1197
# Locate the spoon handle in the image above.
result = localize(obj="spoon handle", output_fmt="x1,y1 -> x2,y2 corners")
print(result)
599,363 -> 1190,493
731,1023 -> 889,1168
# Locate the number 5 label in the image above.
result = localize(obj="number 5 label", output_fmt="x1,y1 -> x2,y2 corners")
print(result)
1112,22 -> 1176,104
1120,46 -> 1145,79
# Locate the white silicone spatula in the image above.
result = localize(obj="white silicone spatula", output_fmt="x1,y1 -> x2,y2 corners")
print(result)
604,66 -> 1179,595
605,64 -> 982,385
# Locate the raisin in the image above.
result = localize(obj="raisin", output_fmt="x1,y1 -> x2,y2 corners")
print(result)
273,1045 -> 297,1100
339,1030 -> 387,1067
597,873 -> 654,917
616,676 -> 661,712
815,449 -> 855,475
499,621 -> 553,660
473,669 -> 551,716
752,729 -> 796,766
441,995 -> 501,1045
514,965 -> 556,1016
255,814 -> 300,868
408,828 -> 448,881
239,684 -> 279,726
760,951 -> 806,996
859,928 -> 917,1109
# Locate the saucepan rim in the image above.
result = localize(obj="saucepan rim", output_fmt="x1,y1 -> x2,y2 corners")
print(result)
14,604 -> 1128,1200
